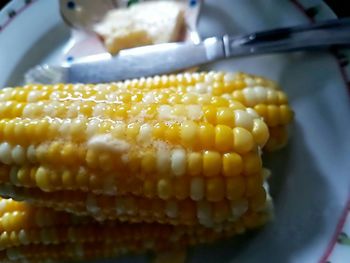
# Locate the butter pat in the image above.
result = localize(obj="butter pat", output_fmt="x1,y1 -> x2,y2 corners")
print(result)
94,1 -> 185,54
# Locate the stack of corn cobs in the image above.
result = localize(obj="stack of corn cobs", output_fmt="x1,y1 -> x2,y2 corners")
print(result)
0,71 -> 293,262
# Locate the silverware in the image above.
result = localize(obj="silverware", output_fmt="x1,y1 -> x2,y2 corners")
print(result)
25,18 -> 350,84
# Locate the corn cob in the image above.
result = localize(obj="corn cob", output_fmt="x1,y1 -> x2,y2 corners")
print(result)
0,198 -> 272,262
0,72 -> 285,262
0,82 -> 273,221
0,71 -> 293,151
0,180 -> 267,226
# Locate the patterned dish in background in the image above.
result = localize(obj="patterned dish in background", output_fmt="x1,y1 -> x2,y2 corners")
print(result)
1,0 -> 350,263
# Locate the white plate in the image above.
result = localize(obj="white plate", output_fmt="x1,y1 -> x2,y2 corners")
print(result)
1,0 -> 350,262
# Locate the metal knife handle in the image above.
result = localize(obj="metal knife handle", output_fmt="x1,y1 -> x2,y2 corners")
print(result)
222,18 -> 350,57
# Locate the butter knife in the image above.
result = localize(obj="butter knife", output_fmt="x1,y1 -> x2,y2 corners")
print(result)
25,18 -> 350,84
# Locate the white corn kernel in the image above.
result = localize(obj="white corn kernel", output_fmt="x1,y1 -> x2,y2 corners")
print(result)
93,103 -> 107,117
187,105 -> 203,120
18,229 -> 30,245
223,72 -> 235,83
143,92 -> 156,104
0,142 -> 13,165
115,198 -> 126,215
190,177 -> 204,201
253,86 -> 267,102
11,145 -> 26,164
231,199 -> 248,218
234,110 -> 254,130
244,78 -> 256,86
86,194 -> 100,214
194,83 -> 208,94
165,200 -> 178,218
246,108 -> 260,118
156,147 -> 171,175
9,167 -> 19,185
242,87 -> 257,107
197,201 -> 212,220
138,124 -> 153,143
171,149 -> 186,176
40,228 -> 52,244
27,90 -> 42,102
158,105 -> 173,120
26,145 -> 37,163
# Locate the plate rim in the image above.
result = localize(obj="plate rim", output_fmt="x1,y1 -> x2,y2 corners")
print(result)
1,1 -> 350,262
0,0 -> 38,34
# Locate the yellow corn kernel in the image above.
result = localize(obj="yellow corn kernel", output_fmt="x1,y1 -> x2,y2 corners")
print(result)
179,200 -> 196,222
203,105 -> 216,124
168,93 -> 182,104
144,180 -> 156,198
173,105 -> 187,117
213,201 -> 230,223
187,152 -> 202,176
277,91 -> 288,104
266,89 -> 278,104
245,173 -> 264,197
61,170 -> 74,188
210,96 -> 229,107
250,186 -> 267,211
35,166 -> 50,192
4,119 -> 16,142
252,119 -> 269,147
165,123 -> 180,144
60,143 -> 77,165
222,153 -> 243,177
182,93 -> 197,104
126,123 -> 140,139
215,125 -> 233,152
198,123 -> 215,149
203,151 -> 221,177
228,100 -> 246,110
157,178 -> 173,200
85,149 -> 99,169
243,152 -> 262,175
212,82 -> 223,96
173,177 -> 189,200
226,177 -> 245,201
16,167 -> 32,186
206,178 -> 225,202
264,126 -> 289,152
145,104 -> 157,119
253,104 -> 267,119
153,122 -> 166,139
232,90 -> 246,104
76,168 -> 89,189
180,121 -> 198,148
216,108 -> 234,127
280,105 -> 294,125
141,151 -> 156,174
266,105 -> 280,127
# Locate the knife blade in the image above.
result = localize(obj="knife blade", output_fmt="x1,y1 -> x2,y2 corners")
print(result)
25,18 -> 350,84
67,37 -> 225,83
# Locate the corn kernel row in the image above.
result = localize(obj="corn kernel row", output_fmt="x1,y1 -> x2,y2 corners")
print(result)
0,197 -> 272,262
0,181 -> 267,226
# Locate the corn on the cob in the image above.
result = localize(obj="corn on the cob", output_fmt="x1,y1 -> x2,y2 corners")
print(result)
0,74 -> 272,219
0,179 -> 267,226
0,198 -> 272,262
0,71 -> 290,262
0,71 -> 293,151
